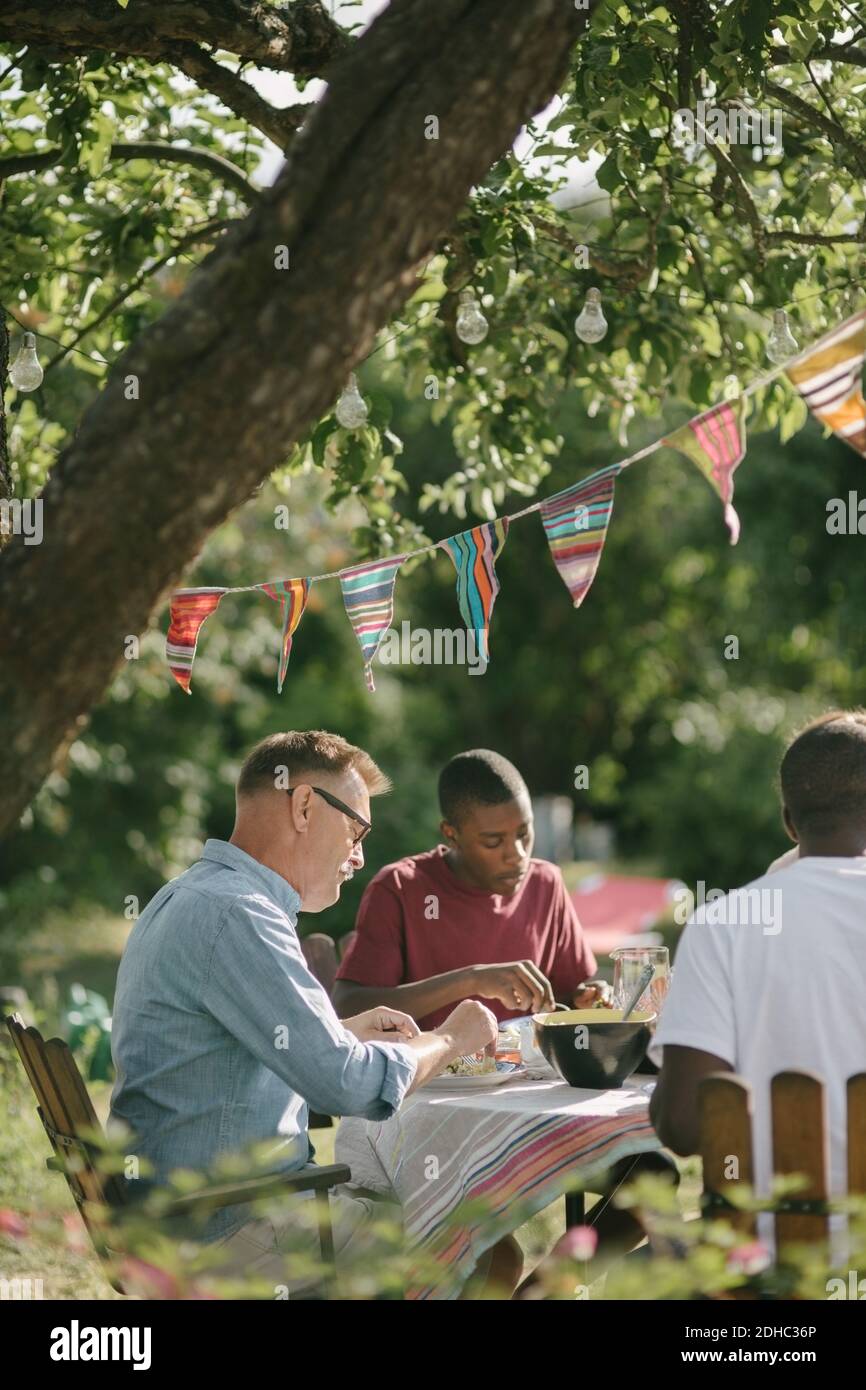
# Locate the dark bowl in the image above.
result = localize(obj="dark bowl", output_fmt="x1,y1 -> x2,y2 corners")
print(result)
532,1009 -> 655,1089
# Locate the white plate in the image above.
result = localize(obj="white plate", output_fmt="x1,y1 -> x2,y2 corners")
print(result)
425,1065 -> 526,1090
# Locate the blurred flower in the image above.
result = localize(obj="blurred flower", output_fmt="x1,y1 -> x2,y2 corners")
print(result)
557,1224 -> 598,1261
0,1208 -> 29,1239
727,1241 -> 771,1276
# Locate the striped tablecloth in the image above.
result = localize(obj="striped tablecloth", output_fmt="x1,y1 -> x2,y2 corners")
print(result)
335,1071 -> 661,1299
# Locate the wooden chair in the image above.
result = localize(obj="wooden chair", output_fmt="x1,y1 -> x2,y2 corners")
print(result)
300,933 -> 339,997
5,1013 -> 351,1298
699,1068 -> 866,1251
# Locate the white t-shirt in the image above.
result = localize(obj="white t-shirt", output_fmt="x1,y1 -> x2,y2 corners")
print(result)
650,856 -> 866,1230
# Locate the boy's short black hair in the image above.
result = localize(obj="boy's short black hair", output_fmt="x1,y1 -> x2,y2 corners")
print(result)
780,709 -> 866,837
438,749 -> 529,825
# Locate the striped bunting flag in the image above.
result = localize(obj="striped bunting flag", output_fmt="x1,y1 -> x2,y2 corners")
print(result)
166,587 -> 228,693
785,308 -> 866,456
440,519 -> 509,666
540,463 -> 622,608
339,555 -> 407,691
258,578 -> 312,693
665,398 -> 747,544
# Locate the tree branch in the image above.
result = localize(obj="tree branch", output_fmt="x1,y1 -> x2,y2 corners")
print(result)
0,0 -> 349,77
0,141 -> 259,202
39,219 -> 235,371
764,78 -> 866,179
171,45 -> 309,151
0,0 -> 594,833
768,42 -> 866,67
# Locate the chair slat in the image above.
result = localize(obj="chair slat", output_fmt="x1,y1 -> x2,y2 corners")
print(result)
847,1073 -> 866,1195
48,1039 -> 127,1209
699,1073 -> 756,1236
301,933 -> 338,997
771,1071 -> 829,1250
8,1017 -> 107,1209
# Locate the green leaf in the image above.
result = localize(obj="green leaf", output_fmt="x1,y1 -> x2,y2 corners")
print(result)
595,153 -> 622,192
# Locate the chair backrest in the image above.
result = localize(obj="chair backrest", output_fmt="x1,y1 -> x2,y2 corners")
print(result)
4,1013 -> 128,1247
699,1068 -> 866,1249
338,930 -> 357,963
300,933 -> 339,997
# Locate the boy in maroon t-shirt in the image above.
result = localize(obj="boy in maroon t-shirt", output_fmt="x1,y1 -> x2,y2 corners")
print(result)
333,749 -> 604,1029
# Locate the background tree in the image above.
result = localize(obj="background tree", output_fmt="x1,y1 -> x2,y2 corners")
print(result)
0,0 -> 864,879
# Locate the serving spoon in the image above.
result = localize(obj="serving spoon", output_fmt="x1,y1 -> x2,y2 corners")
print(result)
621,964 -> 655,1022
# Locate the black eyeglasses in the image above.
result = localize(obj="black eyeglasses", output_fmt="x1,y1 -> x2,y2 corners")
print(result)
285,786 -> 371,846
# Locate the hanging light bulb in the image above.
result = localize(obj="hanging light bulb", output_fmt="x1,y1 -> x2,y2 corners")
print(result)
766,309 -> 799,365
723,374 -> 741,401
574,287 -> 608,344
455,289 -> 489,345
9,332 -> 43,391
335,372 -> 368,429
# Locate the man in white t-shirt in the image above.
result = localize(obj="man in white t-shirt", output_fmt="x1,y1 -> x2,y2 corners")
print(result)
649,709 -> 866,1220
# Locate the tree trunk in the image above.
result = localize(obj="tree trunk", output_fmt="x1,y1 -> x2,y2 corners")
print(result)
0,0 -> 591,835
0,308 -> 9,505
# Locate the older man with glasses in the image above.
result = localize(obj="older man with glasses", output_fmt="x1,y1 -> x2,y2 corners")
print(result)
110,730 -> 500,1294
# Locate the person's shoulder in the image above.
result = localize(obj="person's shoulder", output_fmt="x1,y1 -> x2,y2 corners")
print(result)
525,858 -> 566,891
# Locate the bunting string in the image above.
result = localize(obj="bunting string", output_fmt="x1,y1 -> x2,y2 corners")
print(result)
165,305 -> 866,694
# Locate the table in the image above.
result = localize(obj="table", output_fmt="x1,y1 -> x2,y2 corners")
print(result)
335,1069 -> 662,1299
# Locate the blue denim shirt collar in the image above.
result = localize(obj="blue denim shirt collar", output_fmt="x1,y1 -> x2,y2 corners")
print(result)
200,838 -> 302,918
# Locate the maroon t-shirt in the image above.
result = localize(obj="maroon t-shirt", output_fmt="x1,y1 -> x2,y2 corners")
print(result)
336,845 -> 597,1029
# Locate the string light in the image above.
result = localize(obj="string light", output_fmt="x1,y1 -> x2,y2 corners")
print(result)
335,372 -> 369,429
574,287 -> 608,344
8,332 -> 44,391
455,289 -> 489,344
766,309 -> 800,364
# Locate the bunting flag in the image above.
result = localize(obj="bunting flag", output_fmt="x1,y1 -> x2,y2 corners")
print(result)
163,306 -> 866,695
784,309 -> 866,456
440,519 -> 509,664
665,398 -> 747,544
540,463 -> 622,608
166,588 -> 228,693
339,555 -> 407,691
259,578 -> 312,693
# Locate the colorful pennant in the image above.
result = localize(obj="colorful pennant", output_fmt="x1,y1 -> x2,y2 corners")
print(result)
440,519 -> 509,665
259,578 -> 312,693
339,555 -> 406,691
166,588 -> 228,693
665,398 -> 747,544
785,309 -> 866,456
540,463 -> 622,608
163,307 -> 866,696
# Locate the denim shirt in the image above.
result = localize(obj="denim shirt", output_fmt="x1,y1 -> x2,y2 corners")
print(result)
109,839 -> 417,1240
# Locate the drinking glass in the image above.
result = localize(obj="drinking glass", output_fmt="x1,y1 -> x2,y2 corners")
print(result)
611,946 -> 670,1020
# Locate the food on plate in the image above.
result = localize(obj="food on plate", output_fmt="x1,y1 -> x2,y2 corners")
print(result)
445,1053 -> 496,1077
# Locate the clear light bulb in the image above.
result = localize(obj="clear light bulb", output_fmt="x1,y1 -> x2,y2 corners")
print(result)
766,309 -> 799,365
723,374 -> 741,401
574,287 -> 608,344
9,332 -> 43,391
455,289 -> 489,345
335,372 -> 368,429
